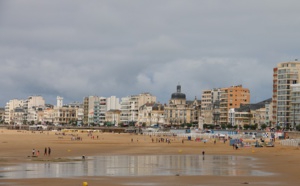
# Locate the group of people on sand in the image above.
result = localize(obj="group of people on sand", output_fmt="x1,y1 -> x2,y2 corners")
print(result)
31,147 -> 51,157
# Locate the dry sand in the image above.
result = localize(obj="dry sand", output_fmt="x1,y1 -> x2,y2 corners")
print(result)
0,129 -> 299,186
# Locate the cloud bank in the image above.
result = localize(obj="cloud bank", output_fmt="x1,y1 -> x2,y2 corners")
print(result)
1,0 -> 300,105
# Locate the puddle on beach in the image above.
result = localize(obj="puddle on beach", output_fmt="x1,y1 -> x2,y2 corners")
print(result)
0,155 -> 272,179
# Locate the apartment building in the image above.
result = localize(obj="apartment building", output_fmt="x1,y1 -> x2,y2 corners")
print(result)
291,84 -> 300,129
53,105 -> 79,125
4,99 -> 25,124
23,96 -> 45,121
187,98 -> 201,125
120,93 -> 156,125
265,101 -> 273,127
12,107 -> 25,125
272,61 -> 300,128
219,85 -> 250,125
120,96 -> 131,124
0,108 -> 4,123
105,109 -> 121,126
93,97 -> 106,125
93,96 -> 120,125
201,89 -> 221,125
83,96 -> 100,125
138,102 -> 165,126
228,99 -> 271,128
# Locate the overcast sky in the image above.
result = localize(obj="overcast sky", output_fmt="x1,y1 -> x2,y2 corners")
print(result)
1,0 -> 300,106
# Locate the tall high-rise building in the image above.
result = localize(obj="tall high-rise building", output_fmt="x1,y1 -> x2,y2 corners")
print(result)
273,61 -> 300,128
83,96 -> 100,125
291,84 -> 300,129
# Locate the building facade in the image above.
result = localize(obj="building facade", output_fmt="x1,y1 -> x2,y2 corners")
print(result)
120,93 -> 156,125
229,99 -> 271,129
164,85 -> 199,126
138,102 -> 165,126
219,85 -> 250,125
83,96 -> 100,125
5,99 -> 24,124
272,61 -> 300,128
291,84 -> 300,129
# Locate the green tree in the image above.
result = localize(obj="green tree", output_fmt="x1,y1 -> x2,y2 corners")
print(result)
226,124 -> 233,129
243,124 -> 250,130
250,124 -> 258,130
261,124 -> 267,130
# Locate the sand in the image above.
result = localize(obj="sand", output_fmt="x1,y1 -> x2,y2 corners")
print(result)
0,129 -> 299,186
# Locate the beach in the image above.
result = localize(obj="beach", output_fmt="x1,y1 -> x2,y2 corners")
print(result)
0,129 -> 299,186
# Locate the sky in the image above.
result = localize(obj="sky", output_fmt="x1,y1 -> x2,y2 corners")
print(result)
1,0 -> 300,106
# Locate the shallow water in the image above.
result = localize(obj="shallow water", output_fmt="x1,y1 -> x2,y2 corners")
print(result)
0,155 -> 272,179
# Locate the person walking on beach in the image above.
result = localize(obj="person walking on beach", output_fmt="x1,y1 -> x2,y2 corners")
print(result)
32,148 -> 35,156
48,147 -> 51,156
44,147 -> 47,156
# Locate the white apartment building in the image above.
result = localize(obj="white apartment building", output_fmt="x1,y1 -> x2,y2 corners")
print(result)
27,107 -> 38,124
120,93 -> 157,125
23,96 -> 45,122
201,89 -> 221,112
120,97 -> 131,124
291,84 -> 300,129
201,88 -> 221,125
272,61 -> 300,128
107,96 -> 121,110
105,110 -> 121,126
93,96 -> 121,125
5,99 -> 24,124
265,101 -> 273,127
24,96 -> 45,109
12,107 -> 25,125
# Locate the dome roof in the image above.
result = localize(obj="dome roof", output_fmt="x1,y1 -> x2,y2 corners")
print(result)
171,85 -> 186,100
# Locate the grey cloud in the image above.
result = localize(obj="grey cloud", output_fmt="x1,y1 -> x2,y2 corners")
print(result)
1,0 -> 300,105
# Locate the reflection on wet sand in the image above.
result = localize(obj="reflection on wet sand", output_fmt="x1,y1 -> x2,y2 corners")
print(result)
0,155 -> 272,179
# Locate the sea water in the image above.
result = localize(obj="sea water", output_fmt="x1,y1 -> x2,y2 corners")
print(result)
0,155 -> 273,179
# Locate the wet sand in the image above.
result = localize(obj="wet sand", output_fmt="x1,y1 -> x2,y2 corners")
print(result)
0,129 -> 299,186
